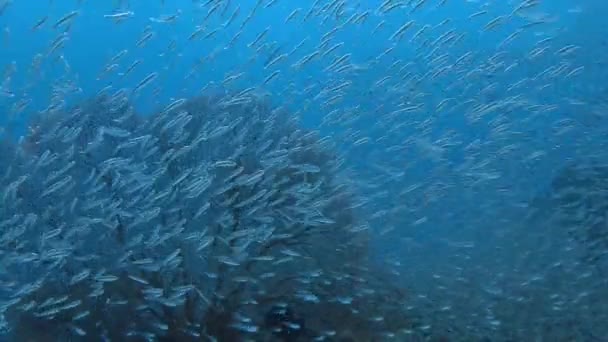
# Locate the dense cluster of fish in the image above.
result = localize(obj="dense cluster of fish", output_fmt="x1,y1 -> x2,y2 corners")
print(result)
1,0 -> 607,340
0,92 -> 418,340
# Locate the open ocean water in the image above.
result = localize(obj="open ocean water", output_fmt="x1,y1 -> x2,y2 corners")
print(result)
1,0 -> 608,341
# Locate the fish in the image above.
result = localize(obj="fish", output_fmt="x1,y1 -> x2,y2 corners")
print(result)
0,0 -> 605,340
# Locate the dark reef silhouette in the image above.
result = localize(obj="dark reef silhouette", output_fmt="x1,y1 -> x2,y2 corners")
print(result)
0,91 -> 414,341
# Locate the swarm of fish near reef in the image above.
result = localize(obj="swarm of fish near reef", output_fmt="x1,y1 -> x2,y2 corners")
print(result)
0,91 -> 415,341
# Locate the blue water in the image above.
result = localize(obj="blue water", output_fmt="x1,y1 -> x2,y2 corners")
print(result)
1,0 -> 608,340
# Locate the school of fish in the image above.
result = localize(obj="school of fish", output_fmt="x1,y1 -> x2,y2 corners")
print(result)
1,0 -> 607,341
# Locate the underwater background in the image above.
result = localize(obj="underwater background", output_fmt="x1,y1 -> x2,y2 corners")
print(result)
1,0 -> 608,341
